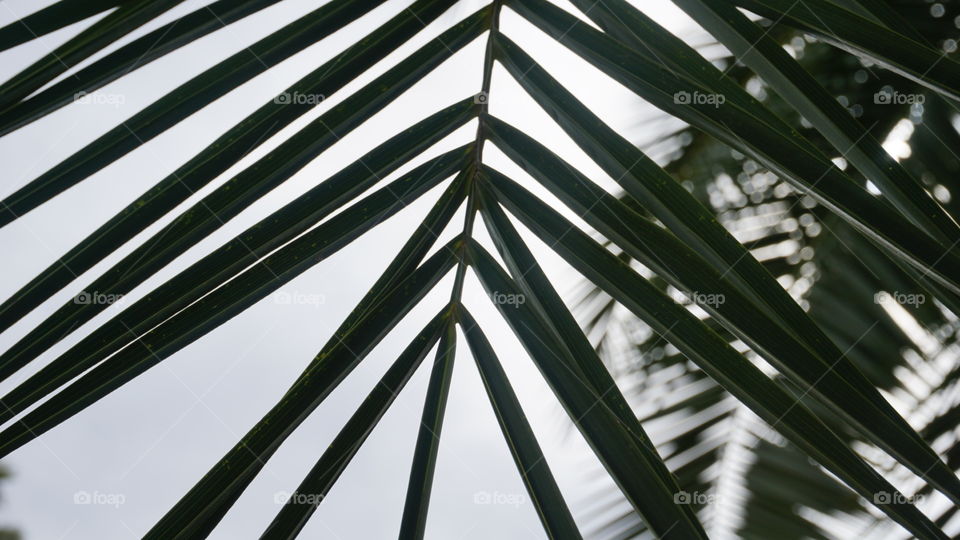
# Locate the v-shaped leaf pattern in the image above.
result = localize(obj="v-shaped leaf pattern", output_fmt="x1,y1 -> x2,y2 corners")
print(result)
1,0 -> 959,538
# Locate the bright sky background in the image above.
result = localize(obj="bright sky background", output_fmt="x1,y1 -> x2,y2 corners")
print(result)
0,1 -> 698,537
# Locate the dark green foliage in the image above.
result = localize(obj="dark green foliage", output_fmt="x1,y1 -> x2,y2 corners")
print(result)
1,0 -> 959,538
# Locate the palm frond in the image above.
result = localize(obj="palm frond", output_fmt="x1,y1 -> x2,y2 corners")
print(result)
1,0 -> 959,538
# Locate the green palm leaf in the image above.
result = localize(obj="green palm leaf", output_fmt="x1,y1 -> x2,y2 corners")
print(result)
1,0 -> 959,537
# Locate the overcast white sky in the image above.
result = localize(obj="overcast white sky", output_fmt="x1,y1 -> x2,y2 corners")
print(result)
0,1 -> 696,537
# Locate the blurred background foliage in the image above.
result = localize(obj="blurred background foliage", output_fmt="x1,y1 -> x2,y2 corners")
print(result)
577,2 -> 960,538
